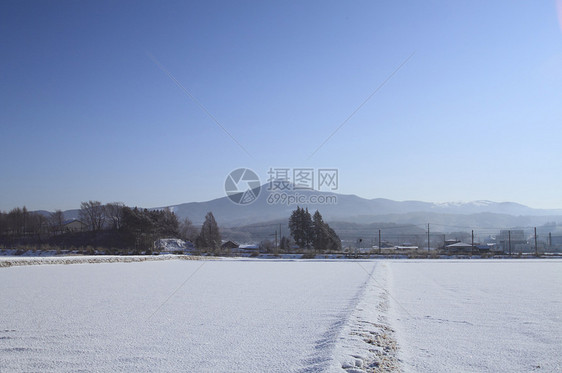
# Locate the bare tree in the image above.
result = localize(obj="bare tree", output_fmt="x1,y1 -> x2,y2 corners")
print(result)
105,202 -> 124,230
49,210 -> 65,235
0,211 -> 6,237
79,201 -> 106,232
27,212 -> 48,240
179,217 -> 198,242
7,207 -> 24,236
22,206 -> 29,236
260,239 -> 272,253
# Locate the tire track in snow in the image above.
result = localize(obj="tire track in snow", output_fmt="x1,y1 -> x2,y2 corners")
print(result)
336,261 -> 401,373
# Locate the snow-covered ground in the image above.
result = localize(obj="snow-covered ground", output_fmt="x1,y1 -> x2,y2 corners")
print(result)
1,258 -> 560,372
0,259 -> 390,372
388,260 -> 562,372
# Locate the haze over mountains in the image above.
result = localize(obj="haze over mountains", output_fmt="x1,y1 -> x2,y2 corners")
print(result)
52,185 -> 562,231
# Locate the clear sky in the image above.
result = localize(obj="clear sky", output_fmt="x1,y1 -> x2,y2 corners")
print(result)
1,0 -> 562,211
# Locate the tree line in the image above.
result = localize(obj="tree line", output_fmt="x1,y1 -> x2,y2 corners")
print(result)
289,207 -> 341,252
0,206 -> 51,242
0,202 -> 223,254
1,203 -> 341,254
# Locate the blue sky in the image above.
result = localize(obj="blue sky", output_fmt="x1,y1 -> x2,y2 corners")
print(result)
1,0 -> 562,211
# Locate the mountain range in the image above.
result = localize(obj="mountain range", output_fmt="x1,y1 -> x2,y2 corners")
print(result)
157,185 -> 562,227
47,185 -> 562,233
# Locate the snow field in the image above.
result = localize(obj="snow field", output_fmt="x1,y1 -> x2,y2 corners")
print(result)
0,259 -> 383,372
388,260 -> 562,372
3,257 -> 559,372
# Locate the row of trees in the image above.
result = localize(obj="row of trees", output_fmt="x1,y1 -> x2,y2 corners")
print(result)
0,201 -> 226,253
120,206 -> 180,249
0,202 -> 132,242
0,207 -> 62,241
79,201 -> 125,232
76,202 -> 225,252
289,207 -> 341,252
2,203 -> 341,254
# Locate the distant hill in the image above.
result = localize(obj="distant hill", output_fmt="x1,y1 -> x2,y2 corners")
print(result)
41,184 -> 562,233
153,185 -> 562,227
36,209 -> 80,220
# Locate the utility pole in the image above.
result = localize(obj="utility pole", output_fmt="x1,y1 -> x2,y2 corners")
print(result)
534,227 -> 538,257
508,230 -> 512,257
275,229 -> 278,250
549,232 -> 552,248
471,230 -> 474,256
427,223 -> 430,252
379,229 -> 381,255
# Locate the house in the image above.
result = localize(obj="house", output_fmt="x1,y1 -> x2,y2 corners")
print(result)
444,239 -> 460,247
221,240 -> 239,251
238,244 -> 260,253
445,242 -> 473,253
154,238 -> 191,252
395,245 -> 418,251
474,244 -> 491,253
63,219 -> 87,232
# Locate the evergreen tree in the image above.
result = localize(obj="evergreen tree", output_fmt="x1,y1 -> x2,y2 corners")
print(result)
289,206 -> 313,249
289,207 -> 303,249
154,208 -> 179,237
121,206 -> 180,249
198,212 -> 221,252
303,208 -> 312,248
312,210 -> 328,252
304,209 -> 342,252
325,225 -> 342,251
